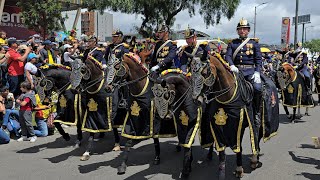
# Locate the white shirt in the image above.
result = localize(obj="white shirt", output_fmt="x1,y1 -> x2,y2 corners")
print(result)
63,52 -> 74,62
24,62 -> 38,82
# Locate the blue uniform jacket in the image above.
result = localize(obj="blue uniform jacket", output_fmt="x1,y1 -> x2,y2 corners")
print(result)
225,38 -> 262,76
180,42 -> 211,72
105,43 -> 130,62
150,40 -> 177,70
289,51 -> 308,71
83,48 -> 106,65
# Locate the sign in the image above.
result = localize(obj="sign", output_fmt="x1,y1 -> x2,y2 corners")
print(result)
292,14 -> 311,25
281,17 -> 290,48
0,5 -> 36,40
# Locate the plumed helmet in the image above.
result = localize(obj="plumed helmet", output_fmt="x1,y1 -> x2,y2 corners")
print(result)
112,29 -> 123,37
157,23 -> 170,33
237,18 -> 250,29
184,25 -> 196,38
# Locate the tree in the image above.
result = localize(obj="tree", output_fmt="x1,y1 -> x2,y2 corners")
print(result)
83,0 -> 240,37
17,0 -> 63,39
304,39 -> 320,54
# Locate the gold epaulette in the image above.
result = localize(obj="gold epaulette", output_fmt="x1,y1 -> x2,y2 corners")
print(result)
251,38 -> 259,43
96,47 -> 103,51
123,43 -> 130,48
172,41 -> 177,45
181,45 -> 188,50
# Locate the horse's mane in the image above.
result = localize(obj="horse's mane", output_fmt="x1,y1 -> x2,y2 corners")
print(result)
87,56 -> 103,70
124,52 -> 149,73
211,53 -> 232,73
39,63 -> 71,71
282,62 -> 294,70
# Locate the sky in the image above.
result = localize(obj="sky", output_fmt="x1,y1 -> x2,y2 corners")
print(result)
108,0 -> 320,45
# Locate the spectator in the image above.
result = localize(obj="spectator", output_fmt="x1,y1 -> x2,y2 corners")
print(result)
69,29 -> 77,43
16,81 -> 37,142
0,128 -> 10,144
39,40 -> 56,64
24,53 -> 39,89
0,86 -> 20,137
62,44 -> 78,66
0,31 -> 7,46
0,46 -> 10,86
33,94 -> 49,137
7,38 -> 31,97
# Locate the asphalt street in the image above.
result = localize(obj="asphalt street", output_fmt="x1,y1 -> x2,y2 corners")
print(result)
1,99 -> 319,180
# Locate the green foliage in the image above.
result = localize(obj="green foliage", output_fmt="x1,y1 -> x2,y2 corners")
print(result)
17,0 -> 63,38
304,39 -> 320,53
83,0 -> 240,37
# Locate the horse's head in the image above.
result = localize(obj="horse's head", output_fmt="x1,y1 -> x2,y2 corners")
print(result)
70,58 -> 91,90
151,72 -> 191,119
188,52 -> 216,99
276,62 -> 295,90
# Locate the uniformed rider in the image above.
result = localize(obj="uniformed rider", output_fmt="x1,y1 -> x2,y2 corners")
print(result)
179,26 -> 211,73
225,18 -> 262,120
104,29 -> 129,63
83,36 -> 106,68
150,23 -> 178,72
289,42 -> 312,93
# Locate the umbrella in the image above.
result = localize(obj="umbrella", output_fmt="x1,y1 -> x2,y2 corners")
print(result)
261,47 -> 271,53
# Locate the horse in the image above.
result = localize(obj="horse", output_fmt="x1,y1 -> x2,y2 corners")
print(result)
188,52 -> 279,179
106,52 -> 200,177
69,57 -> 123,161
35,64 -> 83,147
276,63 -> 314,122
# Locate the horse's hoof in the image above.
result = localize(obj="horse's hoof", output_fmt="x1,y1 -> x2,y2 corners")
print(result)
291,120 -> 296,124
251,155 -> 258,170
80,154 -> 90,161
312,137 -> 320,149
233,166 -> 244,178
74,140 -> 81,148
176,145 -> 182,152
218,162 -> 226,180
113,144 -> 121,151
153,156 -> 160,165
305,113 -> 310,116
63,133 -> 71,141
286,115 -> 292,120
117,162 -> 127,175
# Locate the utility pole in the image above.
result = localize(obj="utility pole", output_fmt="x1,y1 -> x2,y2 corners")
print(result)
302,23 -> 305,43
294,0 -> 299,49
254,2 -> 267,38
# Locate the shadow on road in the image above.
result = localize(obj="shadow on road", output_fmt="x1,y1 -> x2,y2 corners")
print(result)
289,151 -> 320,180
78,140 -> 261,180
299,144 -> 318,149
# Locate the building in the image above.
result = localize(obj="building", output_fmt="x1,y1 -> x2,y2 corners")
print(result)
61,10 -> 82,36
81,11 -> 113,41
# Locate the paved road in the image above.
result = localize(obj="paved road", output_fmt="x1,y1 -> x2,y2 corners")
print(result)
1,102 -> 319,180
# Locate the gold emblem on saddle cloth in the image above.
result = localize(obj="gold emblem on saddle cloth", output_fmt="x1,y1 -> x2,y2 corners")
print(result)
179,111 -> 189,126
87,98 -> 98,111
287,84 -> 294,94
59,95 -> 67,108
130,101 -> 141,116
214,108 -> 228,126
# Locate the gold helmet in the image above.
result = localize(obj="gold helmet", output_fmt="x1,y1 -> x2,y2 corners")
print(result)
184,25 -> 196,39
237,18 -> 250,29
112,29 -> 123,37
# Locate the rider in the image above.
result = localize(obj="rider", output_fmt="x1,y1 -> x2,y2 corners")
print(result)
82,36 -> 106,68
150,23 -> 178,72
225,18 -> 262,121
104,29 -> 129,63
289,42 -> 311,93
179,26 -> 211,73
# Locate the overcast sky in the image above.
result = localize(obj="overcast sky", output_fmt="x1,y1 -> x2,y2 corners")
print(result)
109,0 -> 319,44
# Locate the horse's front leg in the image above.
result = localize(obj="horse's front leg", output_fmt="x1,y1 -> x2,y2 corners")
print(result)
112,128 -> 121,151
117,139 -> 136,175
283,105 -> 291,120
153,138 -> 160,165
235,152 -> 244,178
53,122 -> 70,141
181,147 -> 193,178
218,150 -> 226,180
305,107 -> 310,116
74,120 -> 82,148
80,132 -> 94,161
207,145 -> 214,161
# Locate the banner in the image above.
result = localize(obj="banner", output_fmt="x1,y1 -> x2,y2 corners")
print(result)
0,5 -> 36,40
281,17 -> 290,49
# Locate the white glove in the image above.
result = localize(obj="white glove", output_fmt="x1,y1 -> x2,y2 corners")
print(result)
252,71 -> 261,84
102,64 -> 107,69
230,65 -> 239,73
151,65 -> 160,72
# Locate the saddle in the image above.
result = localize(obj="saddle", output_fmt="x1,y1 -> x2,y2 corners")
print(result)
237,72 -> 253,104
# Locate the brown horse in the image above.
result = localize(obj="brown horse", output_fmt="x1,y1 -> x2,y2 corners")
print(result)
277,63 -> 314,122
190,53 -> 269,179
70,57 -> 122,161
106,52 -> 200,177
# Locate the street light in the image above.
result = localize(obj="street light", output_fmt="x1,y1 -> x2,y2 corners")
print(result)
254,2 -> 268,38
304,25 -> 314,42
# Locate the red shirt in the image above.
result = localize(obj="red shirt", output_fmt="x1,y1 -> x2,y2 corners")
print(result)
7,48 -> 25,76
20,97 -> 32,111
